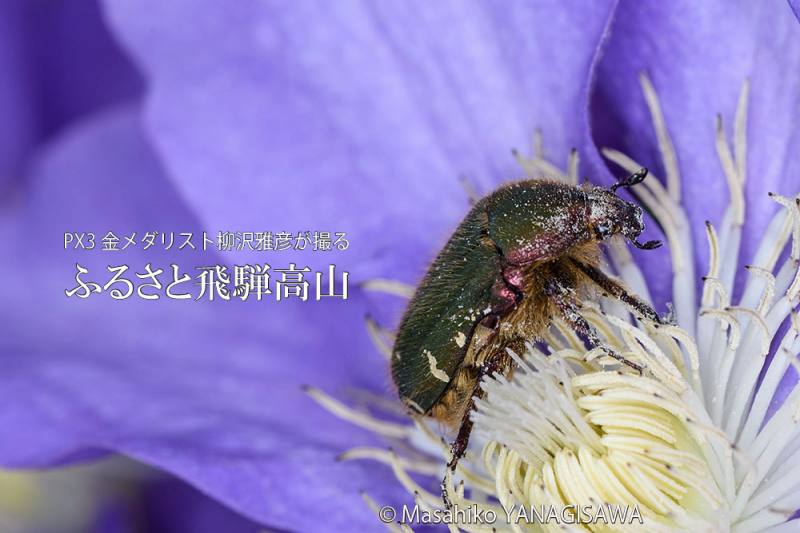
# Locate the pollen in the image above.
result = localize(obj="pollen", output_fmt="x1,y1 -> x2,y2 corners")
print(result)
454,332 -> 467,348
425,349 -> 450,383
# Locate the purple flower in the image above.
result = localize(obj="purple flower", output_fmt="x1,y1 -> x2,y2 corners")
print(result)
791,0 -> 800,22
1,0 -> 798,531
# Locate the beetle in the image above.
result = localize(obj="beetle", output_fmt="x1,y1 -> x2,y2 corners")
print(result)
390,168 -> 663,483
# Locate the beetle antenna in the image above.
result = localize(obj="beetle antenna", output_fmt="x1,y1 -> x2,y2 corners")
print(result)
611,167 -> 648,193
632,237 -> 662,250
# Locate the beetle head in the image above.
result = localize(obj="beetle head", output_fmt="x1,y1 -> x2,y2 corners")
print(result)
587,168 -> 662,250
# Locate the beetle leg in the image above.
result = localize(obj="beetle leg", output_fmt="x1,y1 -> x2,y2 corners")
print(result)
442,345 -> 512,508
544,276 -> 644,373
569,258 -> 666,325
446,352 -> 508,469
441,261 -> 521,507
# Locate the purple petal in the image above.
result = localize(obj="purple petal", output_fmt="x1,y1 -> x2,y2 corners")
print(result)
588,1 -> 800,304
789,0 -> 800,23
103,0 -> 619,282
0,1 -> 37,184
0,0 -> 142,187
135,476 -> 264,533
24,0 -> 144,139
0,105 -> 409,531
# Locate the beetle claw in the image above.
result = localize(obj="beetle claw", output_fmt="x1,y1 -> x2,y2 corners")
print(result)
611,167 -> 648,193
441,471 -> 454,509
632,238 -> 662,250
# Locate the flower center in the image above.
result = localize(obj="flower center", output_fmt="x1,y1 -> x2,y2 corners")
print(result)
473,343 -> 726,531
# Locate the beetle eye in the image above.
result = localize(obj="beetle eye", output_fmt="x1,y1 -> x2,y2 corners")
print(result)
595,224 -> 612,239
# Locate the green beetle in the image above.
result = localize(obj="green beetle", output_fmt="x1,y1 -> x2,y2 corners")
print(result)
391,169 -> 663,475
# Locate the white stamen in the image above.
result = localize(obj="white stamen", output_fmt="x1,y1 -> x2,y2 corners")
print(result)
365,315 -> 393,360
304,386 -> 411,439
567,149 -> 579,184
458,173 -> 481,205
639,73 -> 681,202
361,278 -> 415,299
734,80 -> 750,188
361,492 -> 415,533
715,114 -> 745,226
339,447 -> 440,476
